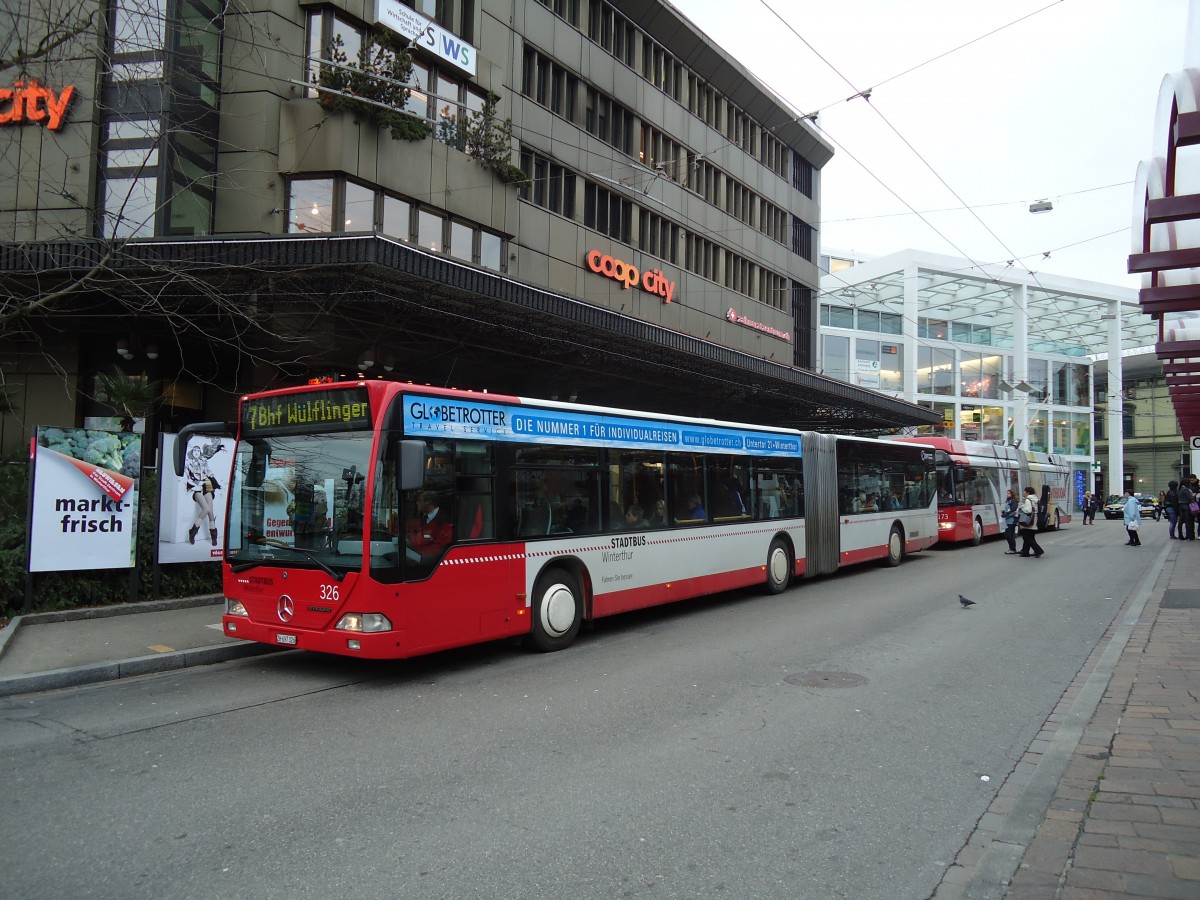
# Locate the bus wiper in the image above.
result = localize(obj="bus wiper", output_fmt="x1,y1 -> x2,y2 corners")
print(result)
248,535 -> 346,582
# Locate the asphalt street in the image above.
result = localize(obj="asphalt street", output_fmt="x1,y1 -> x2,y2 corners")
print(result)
0,520 -> 1163,899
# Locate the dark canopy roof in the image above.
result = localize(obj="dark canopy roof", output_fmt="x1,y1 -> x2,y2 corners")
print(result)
2,234 -> 938,432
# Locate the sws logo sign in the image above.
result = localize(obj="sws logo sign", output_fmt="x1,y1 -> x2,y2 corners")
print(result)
585,250 -> 677,303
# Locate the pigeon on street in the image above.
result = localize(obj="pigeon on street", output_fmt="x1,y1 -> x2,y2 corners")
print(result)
959,594 -> 976,608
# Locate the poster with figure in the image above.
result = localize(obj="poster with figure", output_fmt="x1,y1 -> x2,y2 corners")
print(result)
158,432 -> 235,564
27,427 -> 143,572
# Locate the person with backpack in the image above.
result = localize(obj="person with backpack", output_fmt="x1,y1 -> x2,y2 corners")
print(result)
1165,480 -> 1180,538
1178,477 -> 1196,541
1017,486 -> 1044,558
1001,488 -> 1020,554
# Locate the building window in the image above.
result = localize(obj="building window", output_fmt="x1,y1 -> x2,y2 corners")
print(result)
587,0 -> 637,68
583,181 -> 631,242
382,196 -> 412,240
480,231 -> 503,270
407,61 -> 431,118
880,312 -> 902,335
792,154 -> 814,197
1027,358 -> 1049,402
287,178 -> 335,233
418,209 -> 445,251
918,346 -> 955,396
638,211 -> 679,263
919,318 -> 949,341
450,220 -> 474,261
1029,415 -> 1048,453
535,0 -> 579,25
518,149 -> 577,218
585,87 -> 633,155
822,304 -> 854,329
285,177 -> 503,268
822,334 -> 850,382
344,181 -> 376,231
103,177 -> 158,238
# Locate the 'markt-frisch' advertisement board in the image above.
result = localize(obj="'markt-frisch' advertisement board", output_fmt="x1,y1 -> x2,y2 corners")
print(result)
27,427 -> 143,572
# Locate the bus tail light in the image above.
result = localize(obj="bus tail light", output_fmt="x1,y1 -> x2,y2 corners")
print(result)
226,598 -> 248,617
335,612 -> 393,633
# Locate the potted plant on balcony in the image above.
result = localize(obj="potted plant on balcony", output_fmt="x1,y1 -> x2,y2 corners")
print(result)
315,31 -> 432,143
461,95 -> 527,185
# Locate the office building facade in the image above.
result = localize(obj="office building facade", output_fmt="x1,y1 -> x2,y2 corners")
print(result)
1,0 -> 938,457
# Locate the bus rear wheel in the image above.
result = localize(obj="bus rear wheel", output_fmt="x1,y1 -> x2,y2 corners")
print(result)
765,538 -> 791,594
971,517 -> 983,546
528,566 -> 582,652
884,525 -> 904,567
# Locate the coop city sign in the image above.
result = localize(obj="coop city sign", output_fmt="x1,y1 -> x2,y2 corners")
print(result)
1,80 -> 75,131
584,250 -> 677,303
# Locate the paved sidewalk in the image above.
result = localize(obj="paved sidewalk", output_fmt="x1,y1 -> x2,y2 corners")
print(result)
935,539 -> 1200,899
0,595 -> 277,696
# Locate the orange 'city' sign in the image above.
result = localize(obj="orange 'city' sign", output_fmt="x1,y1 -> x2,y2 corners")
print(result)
0,80 -> 76,132
584,249 -> 677,303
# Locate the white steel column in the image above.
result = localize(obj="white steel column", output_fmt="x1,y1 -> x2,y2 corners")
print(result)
1106,299 -> 1124,494
903,263 -> 919,401
1012,284 -> 1029,444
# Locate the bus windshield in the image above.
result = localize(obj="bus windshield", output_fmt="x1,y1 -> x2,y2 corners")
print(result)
227,430 -> 375,575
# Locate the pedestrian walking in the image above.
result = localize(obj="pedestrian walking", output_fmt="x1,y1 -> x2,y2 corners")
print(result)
1017,486 -> 1044,558
1165,480 -> 1180,538
1081,490 -> 1097,525
1122,488 -> 1142,546
1179,476 -> 1196,541
1002,488 -> 1019,553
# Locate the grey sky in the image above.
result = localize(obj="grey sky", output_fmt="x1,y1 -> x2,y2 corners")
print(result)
669,0 -> 1188,289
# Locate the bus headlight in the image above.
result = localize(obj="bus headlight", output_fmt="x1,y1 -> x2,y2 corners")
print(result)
226,598 -> 248,617
335,613 -> 393,633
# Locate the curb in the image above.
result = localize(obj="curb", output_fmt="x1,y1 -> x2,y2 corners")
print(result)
0,595 -> 280,698
0,641 -> 281,698
0,596 -> 225,666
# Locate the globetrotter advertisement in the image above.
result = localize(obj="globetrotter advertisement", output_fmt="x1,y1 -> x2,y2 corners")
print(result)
158,432 -> 235,564
27,427 -> 143,572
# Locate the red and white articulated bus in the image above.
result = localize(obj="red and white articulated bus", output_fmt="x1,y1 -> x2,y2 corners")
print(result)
175,382 -> 937,660
893,436 -> 1072,545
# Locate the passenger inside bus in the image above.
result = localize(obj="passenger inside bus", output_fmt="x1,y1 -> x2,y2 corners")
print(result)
623,504 -> 648,529
678,493 -> 706,523
648,499 -> 667,527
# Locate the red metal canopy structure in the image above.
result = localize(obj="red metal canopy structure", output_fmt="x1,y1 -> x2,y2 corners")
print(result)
1130,65 -> 1200,440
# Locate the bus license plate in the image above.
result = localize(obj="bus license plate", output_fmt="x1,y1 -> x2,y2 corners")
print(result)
275,633 -> 297,645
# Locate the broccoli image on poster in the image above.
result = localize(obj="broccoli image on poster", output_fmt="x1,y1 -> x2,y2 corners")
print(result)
27,427 -> 143,573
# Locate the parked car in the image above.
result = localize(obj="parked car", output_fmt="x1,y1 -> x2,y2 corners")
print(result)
1104,494 -> 1161,520
1102,495 -> 1125,519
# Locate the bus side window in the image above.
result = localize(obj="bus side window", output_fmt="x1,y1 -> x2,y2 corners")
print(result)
666,453 -> 706,524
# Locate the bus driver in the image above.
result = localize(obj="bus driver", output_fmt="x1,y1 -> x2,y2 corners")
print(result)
404,491 -> 454,561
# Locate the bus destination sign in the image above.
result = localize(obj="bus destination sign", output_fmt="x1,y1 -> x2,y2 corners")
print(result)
242,387 -> 372,436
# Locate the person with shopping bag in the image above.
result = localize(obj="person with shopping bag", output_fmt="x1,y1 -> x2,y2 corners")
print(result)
1017,486 -> 1044,558
1122,489 -> 1143,546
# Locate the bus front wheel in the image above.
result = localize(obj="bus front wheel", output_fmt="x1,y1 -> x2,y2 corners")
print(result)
884,526 -> 904,567
765,538 -> 792,594
528,566 -> 582,652
971,517 -> 983,546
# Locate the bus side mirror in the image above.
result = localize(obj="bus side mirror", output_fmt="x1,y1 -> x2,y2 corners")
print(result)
399,440 -> 427,491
